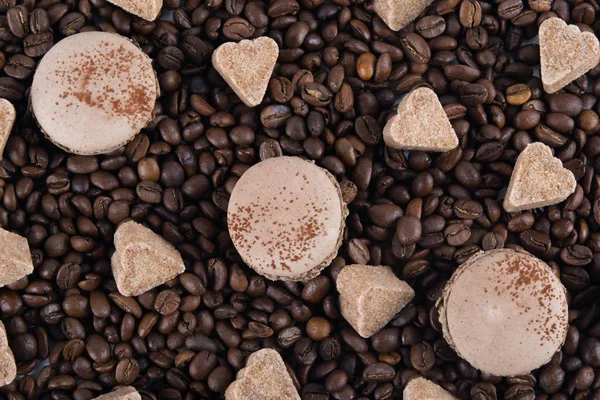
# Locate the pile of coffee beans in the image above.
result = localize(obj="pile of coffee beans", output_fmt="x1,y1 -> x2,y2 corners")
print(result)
0,0 -> 600,399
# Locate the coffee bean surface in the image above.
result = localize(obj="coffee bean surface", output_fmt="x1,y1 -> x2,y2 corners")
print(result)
0,0 -> 598,399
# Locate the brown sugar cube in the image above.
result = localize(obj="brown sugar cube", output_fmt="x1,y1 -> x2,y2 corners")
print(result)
374,0 -> 435,31
504,142 -> 576,212
225,349 -> 301,400
404,377 -> 456,400
212,37 -> 279,108
336,265 -> 415,338
383,88 -> 458,152
92,387 -> 141,400
111,221 -> 185,297
0,321 -> 16,386
105,0 -> 161,20
0,99 -> 15,159
0,227 -> 34,287
539,17 -> 600,94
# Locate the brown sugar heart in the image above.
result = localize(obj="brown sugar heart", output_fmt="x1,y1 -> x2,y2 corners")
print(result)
0,99 -> 15,160
504,142 -> 576,212
106,0 -> 162,21
92,387 -> 141,400
0,321 -> 16,387
212,37 -> 279,108
111,221 -> 186,296
374,0 -> 435,31
0,227 -> 33,288
336,264 -> 415,338
404,377 -> 456,400
383,87 -> 458,152
539,17 -> 600,94
225,349 -> 301,400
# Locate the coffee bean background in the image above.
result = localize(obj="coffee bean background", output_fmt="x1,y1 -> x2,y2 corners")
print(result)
0,0 -> 599,398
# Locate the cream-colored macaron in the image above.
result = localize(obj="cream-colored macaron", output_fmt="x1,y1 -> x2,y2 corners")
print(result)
438,249 -> 568,377
228,156 -> 347,281
31,31 -> 157,155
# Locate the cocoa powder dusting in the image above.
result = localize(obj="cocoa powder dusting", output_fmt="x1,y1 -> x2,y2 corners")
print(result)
488,253 -> 567,346
55,41 -> 154,128
228,198 -> 328,272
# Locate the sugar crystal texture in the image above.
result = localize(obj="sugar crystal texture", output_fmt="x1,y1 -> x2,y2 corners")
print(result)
0,99 -> 16,159
374,0 -> 435,31
336,264 -> 415,338
106,0 -> 162,20
438,249 -> 569,376
92,386 -> 141,400
383,88 -> 458,152
111,221 -> 185,297
504,142 -> 576,212
539,17 -> 600,94
0,227 -> 34,287
404,377 -> 457,400
0,321 -> 16,386
225,349 -> 301,400
212,37 -> 279,108
31,32 -> 157,155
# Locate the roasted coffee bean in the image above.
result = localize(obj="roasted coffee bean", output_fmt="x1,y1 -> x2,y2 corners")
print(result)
136,181 -> 163,204
115,358 -> 140,385
261,104 -> 292,128
410,341 -> 436,372
399,33 -> 431,64
5,54 -> 35,80
7,6 -> 29,38
560,245 -> 593,266
23,31 -> 54,57
549,93 -> 583,117
362,363 -> 395,382
396,215 -> 422,246
459,83 -> 488,106
520,229 -> 551,257
30,8 -> 50,34
454,199 -> 483,219
459,0 -> 482,27
0,77 -> 25,100
58,12 -> 85,36
355,115 -> 382,145
0,1 -> 596,398
416,16 -> 446,39
269,77 -> 294,104
301,82 -> 332,107
445,223 -> 471,246
498,0 -> 523,19
222,17 -> 254,41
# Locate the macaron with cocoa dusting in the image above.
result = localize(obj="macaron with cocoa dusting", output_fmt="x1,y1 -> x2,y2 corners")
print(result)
437,249 -> 569,376
31,31 -> 157,155
227,156 -> 347,281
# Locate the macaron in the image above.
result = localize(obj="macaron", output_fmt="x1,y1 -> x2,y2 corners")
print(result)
437,249 -> 569,377
227,156 -> 347,281
31,31 -> 157,155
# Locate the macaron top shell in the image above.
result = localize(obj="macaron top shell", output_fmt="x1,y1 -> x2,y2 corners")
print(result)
227,156 -> 346,281
439,249 -> 569,377
31,31 -> 157,155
